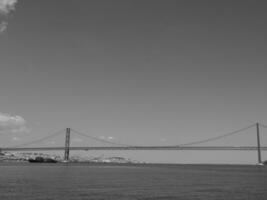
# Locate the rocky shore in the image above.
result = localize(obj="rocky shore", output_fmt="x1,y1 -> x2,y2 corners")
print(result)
0,151 -> 140,164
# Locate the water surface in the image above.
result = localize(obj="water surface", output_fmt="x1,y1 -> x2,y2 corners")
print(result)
0,162 -> 266,200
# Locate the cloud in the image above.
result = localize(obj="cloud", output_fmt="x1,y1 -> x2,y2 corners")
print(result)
0,21 -> 8,32
12,136 -> 20,141
99,136 -> 114,140
0,112 -> 29,134
0,0 -> 18,33
0,0 -> 17,14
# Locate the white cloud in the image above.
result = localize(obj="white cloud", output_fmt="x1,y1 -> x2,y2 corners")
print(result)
0,112 -> 29,134
99,136 -> 114,140
0,21 -> 7,32
12,136 -> 20,141
10,126 -> 29,133
0,0 -> 18,33
0,0 -> 17,15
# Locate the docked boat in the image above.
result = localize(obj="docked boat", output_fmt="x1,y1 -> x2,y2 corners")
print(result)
28,157 -> 57,163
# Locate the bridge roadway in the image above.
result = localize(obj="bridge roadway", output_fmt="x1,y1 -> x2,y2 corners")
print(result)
1,146 -> 267,151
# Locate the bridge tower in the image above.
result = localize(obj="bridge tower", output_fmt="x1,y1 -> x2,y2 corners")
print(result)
256,123 -> 262,164
64,128 -> 71,161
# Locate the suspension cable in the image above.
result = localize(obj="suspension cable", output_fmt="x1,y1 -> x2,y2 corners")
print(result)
70,128 -> 132,147
11,129 -> 65,148
6,123 -> 261,148
259,123 -> 267,129
178,123 -> 256,146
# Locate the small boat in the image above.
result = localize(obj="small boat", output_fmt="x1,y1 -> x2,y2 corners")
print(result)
28,157 -> 57,163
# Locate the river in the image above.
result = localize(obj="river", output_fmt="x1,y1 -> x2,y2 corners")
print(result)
0,162 -> 266,200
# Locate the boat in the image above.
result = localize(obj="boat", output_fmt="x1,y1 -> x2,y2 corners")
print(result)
28,157 -> 57,163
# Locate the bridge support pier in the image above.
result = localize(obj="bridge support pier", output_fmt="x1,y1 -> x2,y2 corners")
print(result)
64,128 -> 71,161
256,123 -> 262,164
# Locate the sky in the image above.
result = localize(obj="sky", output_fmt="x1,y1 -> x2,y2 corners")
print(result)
1,0 -> 267,164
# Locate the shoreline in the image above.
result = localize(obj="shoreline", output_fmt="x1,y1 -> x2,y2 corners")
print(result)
0,160 -> 265,168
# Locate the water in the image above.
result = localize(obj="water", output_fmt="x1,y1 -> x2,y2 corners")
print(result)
0,163 -> 267,200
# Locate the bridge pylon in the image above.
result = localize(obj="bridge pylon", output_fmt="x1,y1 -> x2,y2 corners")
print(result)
64,128 -> 71,161
256,123 -> 262,164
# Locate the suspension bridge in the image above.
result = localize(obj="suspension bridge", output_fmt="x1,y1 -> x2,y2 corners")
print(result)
1,123 -> 267,164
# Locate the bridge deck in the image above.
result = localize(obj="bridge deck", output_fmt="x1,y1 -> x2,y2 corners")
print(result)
1,146 -> 267,151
